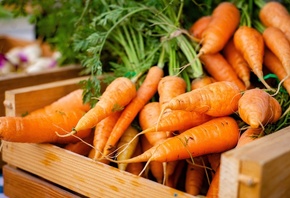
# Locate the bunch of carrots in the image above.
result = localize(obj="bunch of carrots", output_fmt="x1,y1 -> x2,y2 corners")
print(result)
1,0 -> 290,196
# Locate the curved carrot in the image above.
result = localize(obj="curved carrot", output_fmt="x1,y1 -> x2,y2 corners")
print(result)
191,75 -> 216,90
198,2 -> 240,55
259,1 -> 290,43
0,109 -> 91,144
262,26 -> 290,76
64,131 -> 94,156
263,48 -> 290,95
238,88 -> 282,128
233,26 -> 273,91
236,128 -> 263,148
199,52 -> 246,91
103,66 -> 163,156
116,116 -> 240,163
207,153 -> 221,175
189,15 -> 212,41
125,142 -> 144,177
223,38 -> 251,89
166,160 -> 186,188
206,165 -> 220,198
72,77 -> 136,133
161,81 -> 242,117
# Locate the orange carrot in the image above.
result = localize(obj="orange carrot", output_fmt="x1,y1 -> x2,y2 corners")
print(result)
89,111 -> 122,160
125,142 -> 145,177
236,128 -> 263,148
199,52 -> 246,91
259,1 -> 290,43
116,125 -> 140,171
198,2 -> 240,55
207,153 -> 221,175
64,131 -> 94,156
262,26 -> 290,76
116,116 -> 240,163
166,160 -> 186,188
233,26 -> 273,90
72,77 -> 136,134
191,75 -> 216,90
263,48 -> 290,95
238,88 -> 282,128
0,109 -> 91,144
223,38 -> 251,88
103,66 -> 163,156
206,165 -> 220,198
185,157 -> 206,196
158,75 -> 187,107
161,81 -> 242,117
189,15 -> 212,40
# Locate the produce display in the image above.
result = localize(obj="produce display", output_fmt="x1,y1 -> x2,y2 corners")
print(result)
1,0 -> 290,196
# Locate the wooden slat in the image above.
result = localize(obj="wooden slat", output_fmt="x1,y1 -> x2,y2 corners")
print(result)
219,127 -> 290,198
2,142 -> 195,198
3,165 -> 81,198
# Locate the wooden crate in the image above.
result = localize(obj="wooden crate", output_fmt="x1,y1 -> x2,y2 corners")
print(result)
2,77 -> 290,198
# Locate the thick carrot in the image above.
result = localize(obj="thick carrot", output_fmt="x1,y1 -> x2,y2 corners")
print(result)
116,116 -> 240,163
0,109 -> 91,144
72,77 -> 136,134
89,111 -> 122,160
116,125 -> 140,171
236,128 -> 262,148
238,88 -> 282,128
185,157 -> 206,196
262,26 -> 290,76
189,15 -> 212,41
199,52 -> 246,91
158,75 -> 187,107
64,131 -> 94,156
161,81 -> 242,117
198,2 -> 240,55
191,75 -> 216,90
103,66 -> 163,156
223,38 -> 251,89
233,26 -> 273,91
259,1 -> 290,43
263,48 -> 290,95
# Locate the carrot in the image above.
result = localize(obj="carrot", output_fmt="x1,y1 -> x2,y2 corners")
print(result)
89,111 -> 122,160
238,88 -> 282,128
71,77 -> 136,134
185,157 -> 206,196
236,128 -> 263,148
191,75 -> 216,90
199,52 -> 246,91
233,26 -> 273,91
28,89 -> 91,116
160,81 -> 242,117
125,142 -> 145,177
206,165 -> 220,198
223,38 -> 251,89
115,116 -> 240,163
0,109 -> 91,144
103,66 -> 163,156
198,2 -> 240,55
263,48 -> 290,95
166,160 -> 186,188
189,15 -> 212,41
116,125 -> 140,171
64,131 -> 94,156
262,26 -> 290,76
164,160 -> 179,186
259,1 -> 290,43
158,75 -> 187,107
207,153 -> 221,175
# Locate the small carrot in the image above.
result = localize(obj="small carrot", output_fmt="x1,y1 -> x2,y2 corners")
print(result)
223,38 -> 251,89
64,131 -> 94,156
89,111 -> 122,160
206,165 -> 220,198
185,157 -> 206,196
198,2 -> 240,55
103,66 -> 163,156
116,125 -> 140,171
72,77 -> 136,134
233,26 -> 273,91
262,26 -> 290,76
115,116 -> 240,163
160,81 -> 242,117
207,153 -> 221,175
191,75 -> 216,90
199,52 -> 246,91
125,142 -> 145,177
166,160 -> 186,188
263,48 -> 290,95
259,1 -> 290,43
236,128 -> 263,148
238,88 -> 282,128
189,15 -> 212,41
0,109 -> 91,144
